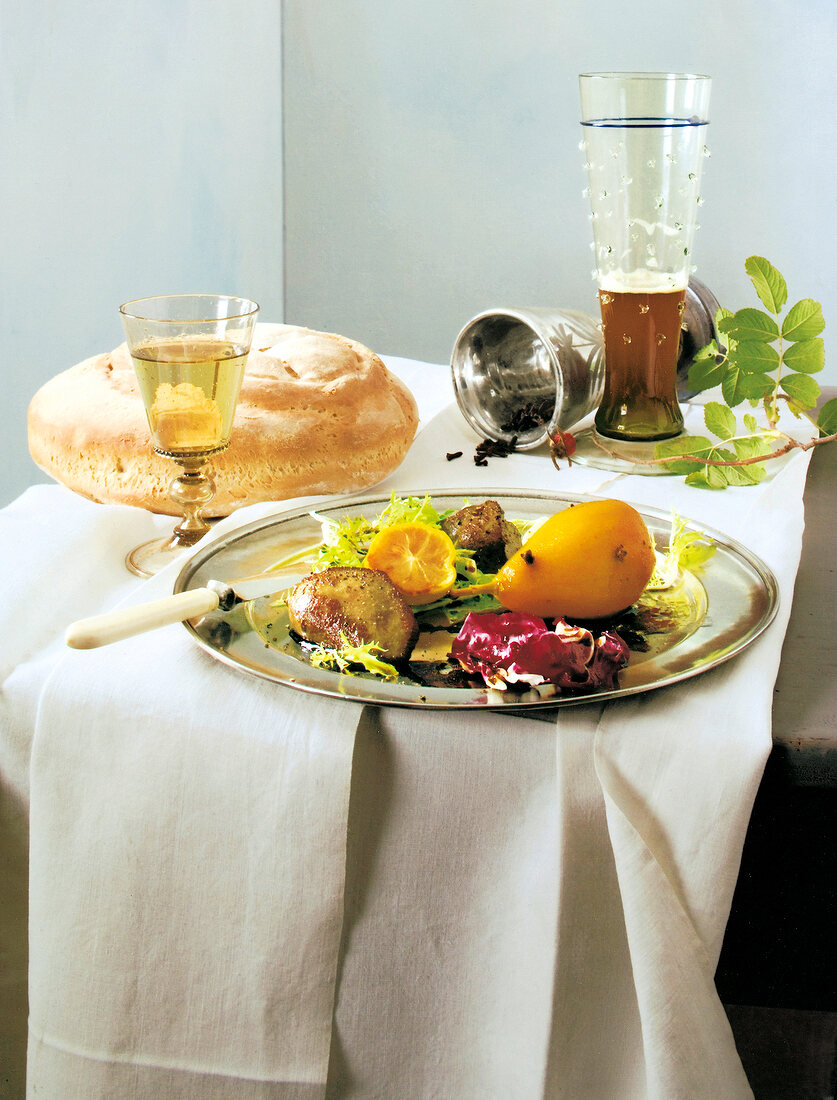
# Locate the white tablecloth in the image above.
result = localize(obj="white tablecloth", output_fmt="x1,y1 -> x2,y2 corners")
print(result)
0,355 -> 815,1098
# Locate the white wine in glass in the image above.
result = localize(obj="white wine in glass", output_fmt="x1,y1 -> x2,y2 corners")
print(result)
120,294 -> 259,578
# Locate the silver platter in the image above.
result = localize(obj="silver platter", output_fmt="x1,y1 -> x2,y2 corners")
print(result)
174,488 -> 779,710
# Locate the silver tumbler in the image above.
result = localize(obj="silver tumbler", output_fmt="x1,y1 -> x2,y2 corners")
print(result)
450,307 -> 605,450
450,278 -> 720,448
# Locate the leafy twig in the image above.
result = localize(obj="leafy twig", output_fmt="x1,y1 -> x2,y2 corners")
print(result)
591,423 -> 837,471
645,256 -> 833,489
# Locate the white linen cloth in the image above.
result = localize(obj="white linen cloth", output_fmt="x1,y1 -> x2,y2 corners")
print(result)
0,354 -> 814,1099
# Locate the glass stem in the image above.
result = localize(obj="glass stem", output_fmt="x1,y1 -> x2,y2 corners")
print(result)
167,459 -> 215,547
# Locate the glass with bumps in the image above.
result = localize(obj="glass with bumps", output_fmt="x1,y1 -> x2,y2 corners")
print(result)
579,72 -> 711,441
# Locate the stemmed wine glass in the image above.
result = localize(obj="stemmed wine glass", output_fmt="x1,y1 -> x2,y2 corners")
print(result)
119,293 -> 259,577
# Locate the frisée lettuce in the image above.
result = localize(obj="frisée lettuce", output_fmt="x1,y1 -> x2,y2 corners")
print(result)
306,636 -> 400,681
646,511 -> 716,591
270,493 -> 536,617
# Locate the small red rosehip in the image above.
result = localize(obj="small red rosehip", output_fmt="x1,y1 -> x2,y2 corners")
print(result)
549,430 -> 577,467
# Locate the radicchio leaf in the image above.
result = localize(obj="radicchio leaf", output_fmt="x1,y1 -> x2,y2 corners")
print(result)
450,612 -> 629,693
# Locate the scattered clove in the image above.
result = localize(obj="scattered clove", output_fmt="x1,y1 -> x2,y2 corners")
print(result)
474,436 -> 518,464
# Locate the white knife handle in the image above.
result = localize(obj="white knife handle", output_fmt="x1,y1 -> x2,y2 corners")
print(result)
65,588 -> 221,649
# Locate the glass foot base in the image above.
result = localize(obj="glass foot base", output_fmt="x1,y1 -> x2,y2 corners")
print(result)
570,427 -> 678,477
126,531 -> 204,578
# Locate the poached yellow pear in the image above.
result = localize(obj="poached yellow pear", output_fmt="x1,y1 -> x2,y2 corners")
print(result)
456,499 -> 657,620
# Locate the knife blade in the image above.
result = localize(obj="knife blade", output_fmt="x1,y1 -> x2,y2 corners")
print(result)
65,565 -> 304,650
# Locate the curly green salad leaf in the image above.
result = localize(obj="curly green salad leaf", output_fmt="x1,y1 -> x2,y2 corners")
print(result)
311,493 -> 445,569
264,494 -> 442,576
307,637 -> 400,681
271,493 -> 535,611
646,511 -> 717,591
267,494 -> 538,671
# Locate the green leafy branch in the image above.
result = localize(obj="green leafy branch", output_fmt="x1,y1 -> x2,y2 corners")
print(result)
651,257 -> 837,489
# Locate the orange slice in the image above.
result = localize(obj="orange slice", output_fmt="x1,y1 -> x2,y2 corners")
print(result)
365,523 -> 457,606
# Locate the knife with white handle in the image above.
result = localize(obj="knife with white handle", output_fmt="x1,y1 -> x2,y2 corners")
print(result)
65,569 -> 301,650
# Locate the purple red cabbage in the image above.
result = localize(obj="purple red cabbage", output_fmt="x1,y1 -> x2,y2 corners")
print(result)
449,611 -> 629,693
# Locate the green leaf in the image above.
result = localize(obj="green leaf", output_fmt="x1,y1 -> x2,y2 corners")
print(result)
653,435 -> 715,474
730,437 -> 770,484
781,298 -> 825,342
817,397 -> 837,436
724,461 -> 767,487
782,337 -> 825,374
704,401 -> 737,440
710,445 -> 738,462
687,451 -> 756,490
732,341 -> 781,374
688,354 -> 727,393
655,435 -> 715,457
743,413 -> 759,432
703,446 -> 763,488
684,469 -> 715,489
714,307 -> 736,356
745,256 -> 788,313
718,308 -> 779,343
734,434 -> 773,460
780,372 -> 821,409
721,366 -> 773,406
706,463 -> 735,489
693,340 -> 720,362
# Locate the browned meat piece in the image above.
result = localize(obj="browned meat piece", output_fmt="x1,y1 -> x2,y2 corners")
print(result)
286,566 -> 419,661
441,500 -> 522,573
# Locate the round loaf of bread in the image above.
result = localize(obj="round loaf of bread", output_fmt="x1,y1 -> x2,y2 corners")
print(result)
28,322 -> 419,516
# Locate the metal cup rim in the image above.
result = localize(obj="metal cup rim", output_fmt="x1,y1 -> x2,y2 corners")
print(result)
451,307 -> 584,449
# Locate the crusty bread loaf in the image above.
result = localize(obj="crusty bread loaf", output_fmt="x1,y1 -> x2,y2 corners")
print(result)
27,322 -> 419,516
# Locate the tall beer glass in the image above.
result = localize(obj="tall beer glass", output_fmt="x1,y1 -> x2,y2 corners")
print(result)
579,73 -> 711,441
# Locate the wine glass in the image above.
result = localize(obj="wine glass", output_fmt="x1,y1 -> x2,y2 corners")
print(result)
119,293 -> 259,577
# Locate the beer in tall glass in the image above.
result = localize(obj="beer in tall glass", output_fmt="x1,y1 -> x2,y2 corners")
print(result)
579,73 -> 711,441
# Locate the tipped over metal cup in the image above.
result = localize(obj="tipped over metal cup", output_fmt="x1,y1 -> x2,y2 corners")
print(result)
450,278 -> 720,448
450,307 -> 605,450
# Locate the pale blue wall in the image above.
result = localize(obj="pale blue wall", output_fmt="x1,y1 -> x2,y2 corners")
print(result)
283,0 -> 836,380
1,0 -> 283,506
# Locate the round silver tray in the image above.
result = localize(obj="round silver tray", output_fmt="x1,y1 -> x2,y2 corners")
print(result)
174,488 -> 779,709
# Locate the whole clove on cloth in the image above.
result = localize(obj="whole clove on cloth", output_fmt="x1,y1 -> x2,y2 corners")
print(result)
471,399 -> 553,465
473,437 -> 518,466
445,399 -> 557,467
